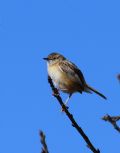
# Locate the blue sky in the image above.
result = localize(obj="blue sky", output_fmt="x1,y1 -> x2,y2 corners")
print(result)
0,0 -> 120,153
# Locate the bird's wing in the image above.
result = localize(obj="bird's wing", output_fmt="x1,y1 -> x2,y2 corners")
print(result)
58,60 -> 86,88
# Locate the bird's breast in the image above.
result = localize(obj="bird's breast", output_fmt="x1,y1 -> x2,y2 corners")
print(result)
47,64 -> 81,93
48,64 -> 63,84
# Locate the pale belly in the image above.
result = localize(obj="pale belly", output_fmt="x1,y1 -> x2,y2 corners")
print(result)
48,64 -> 81,93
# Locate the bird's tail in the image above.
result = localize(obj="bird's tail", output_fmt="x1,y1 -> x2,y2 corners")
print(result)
85,84 -> 107,100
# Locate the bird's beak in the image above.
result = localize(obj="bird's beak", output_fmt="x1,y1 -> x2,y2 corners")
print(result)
43,57 -> 48,61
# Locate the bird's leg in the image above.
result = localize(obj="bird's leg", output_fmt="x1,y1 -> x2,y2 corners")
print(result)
61,93 -> 72,112
65,93 -> 72,106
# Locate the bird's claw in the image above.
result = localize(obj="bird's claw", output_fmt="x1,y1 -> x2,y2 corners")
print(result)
52,88 -> 60,96
61,105 -> 69,112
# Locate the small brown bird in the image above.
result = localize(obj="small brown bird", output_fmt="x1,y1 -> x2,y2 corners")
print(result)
43,52 -> 107,105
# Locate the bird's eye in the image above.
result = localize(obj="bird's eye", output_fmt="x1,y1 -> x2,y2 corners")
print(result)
51,57 -> 56,60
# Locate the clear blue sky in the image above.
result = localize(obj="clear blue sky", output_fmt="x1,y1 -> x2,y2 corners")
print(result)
0,0 -> 120,153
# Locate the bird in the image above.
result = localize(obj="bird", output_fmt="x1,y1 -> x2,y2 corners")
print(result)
43,52 -> 107,106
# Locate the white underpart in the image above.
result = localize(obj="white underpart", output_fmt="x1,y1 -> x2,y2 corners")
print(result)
47,62 -> 60,88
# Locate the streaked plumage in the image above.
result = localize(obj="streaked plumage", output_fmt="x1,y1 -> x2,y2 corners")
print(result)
43,52 -> 107,105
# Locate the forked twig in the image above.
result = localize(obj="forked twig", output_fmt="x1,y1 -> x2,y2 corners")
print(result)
102,74 -> 120,133
102,115 -> 120,133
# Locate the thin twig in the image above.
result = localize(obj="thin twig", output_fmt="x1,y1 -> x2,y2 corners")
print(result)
48,76 -> 100,153
39,131 -> 49,153
102,114 -> 120,133
102,74 -> 120,132
117,74 -> 120,82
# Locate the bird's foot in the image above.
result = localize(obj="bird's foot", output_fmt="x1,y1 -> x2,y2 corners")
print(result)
52,88 -> 60,96
61,104 -> 69,112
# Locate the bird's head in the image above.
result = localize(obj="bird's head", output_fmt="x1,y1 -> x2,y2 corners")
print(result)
43,52 -> 65,65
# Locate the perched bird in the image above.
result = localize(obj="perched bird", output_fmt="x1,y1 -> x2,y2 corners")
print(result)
43,52 -> 107,105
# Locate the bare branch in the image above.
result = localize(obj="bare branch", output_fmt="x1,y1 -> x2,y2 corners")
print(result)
102,74 -> 120,132
102,114 -> 120,133
39,131 -> 49,153
48,76 -> 100,153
